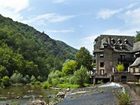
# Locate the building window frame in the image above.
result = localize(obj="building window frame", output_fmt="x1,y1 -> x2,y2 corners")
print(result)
100,69 -> 105,75
100,62 -> 104,67
100,53 -> 104,58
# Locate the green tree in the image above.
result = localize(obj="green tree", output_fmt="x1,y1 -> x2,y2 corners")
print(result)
76,47 -> 92,70
116,64 -> 124,72
1,76 -> 10,87
62,60 -> 78,75
135,31 -> 140,42
73,66 -> 89,87
10,72 -> 23,83
0,65 -> 7,78
47,70 -> 62,84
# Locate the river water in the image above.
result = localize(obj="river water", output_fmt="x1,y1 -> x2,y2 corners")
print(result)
0,84 -> 59,105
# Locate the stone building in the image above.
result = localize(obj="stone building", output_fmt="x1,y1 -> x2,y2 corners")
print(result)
93,35 -> 135,83
129,41 -> 140,82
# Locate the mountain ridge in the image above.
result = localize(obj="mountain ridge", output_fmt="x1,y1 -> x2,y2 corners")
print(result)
0,14 -> 77,81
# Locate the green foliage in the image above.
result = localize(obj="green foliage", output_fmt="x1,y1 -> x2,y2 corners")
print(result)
117,92 -> 131,105
0,14 -> 77,87
76,47 -> 92,70
1,76 -> 10,87
10,72 -> 23,83
57,83 -> 79,88
135,31 -> 140,42
0,65 -> 7,78
116,64 -> 125,72
73,66 -> 90,87
62,60 -> 78,75
42,81 -> 51,89
47,70 -> 62,84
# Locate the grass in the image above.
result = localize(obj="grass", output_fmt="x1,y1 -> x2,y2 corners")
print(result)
116,92 -> 131,105
57,83 -> 80,88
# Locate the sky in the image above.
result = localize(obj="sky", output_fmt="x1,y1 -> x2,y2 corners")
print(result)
0,0 -> 140,53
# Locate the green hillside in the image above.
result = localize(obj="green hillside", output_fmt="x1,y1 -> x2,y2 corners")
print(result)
0,14 -> 77,84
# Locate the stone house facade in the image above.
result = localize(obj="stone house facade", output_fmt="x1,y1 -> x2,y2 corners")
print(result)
129,41 -> 140,82
93,35 -> 136,83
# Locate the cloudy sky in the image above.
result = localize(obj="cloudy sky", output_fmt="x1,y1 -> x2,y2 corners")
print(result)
0,0 -> 140,53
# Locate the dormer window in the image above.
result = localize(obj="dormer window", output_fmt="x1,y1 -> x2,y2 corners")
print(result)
117,38 -> 122,44
111,38 -> 115,44
124,39 -> 128,44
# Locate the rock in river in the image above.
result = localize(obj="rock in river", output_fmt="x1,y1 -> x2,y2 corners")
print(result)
29,99 -> 47,105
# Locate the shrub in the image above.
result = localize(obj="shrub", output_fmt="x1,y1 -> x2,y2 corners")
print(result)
47,70 -> 62,84
116,64 -> 125,72
51,78 -> 60,86
10,72 -> 23,83
62,60 -> 78,75
117,92 -> 130,105
69,76 -> 76,84
42,81 -> 51,89
1,76 -> 10,87
73,66 -> 89,87
57,83 -> 79,88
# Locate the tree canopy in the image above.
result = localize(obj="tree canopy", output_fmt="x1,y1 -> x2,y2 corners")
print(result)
0,14 -> 77,87
135,31 -> 140,42
76,47 -> 93,70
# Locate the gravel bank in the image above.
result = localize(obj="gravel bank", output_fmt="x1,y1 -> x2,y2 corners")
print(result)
58,85 -> 119,105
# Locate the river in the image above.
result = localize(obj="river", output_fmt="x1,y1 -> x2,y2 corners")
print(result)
0,84 -> 59,105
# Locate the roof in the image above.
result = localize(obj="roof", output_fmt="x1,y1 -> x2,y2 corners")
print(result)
133,41 -> 140,52
130,57 -> 140,67
94,35 -> 134,53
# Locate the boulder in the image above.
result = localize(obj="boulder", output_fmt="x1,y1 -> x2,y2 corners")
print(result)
29,99 -> 47,105
56,92 -> 65,98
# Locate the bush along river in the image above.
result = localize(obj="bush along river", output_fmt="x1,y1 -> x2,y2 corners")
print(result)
0,84 -> 61,105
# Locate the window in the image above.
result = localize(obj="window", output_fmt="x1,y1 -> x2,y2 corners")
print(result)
100,62 -> 104,67
120,55 -> 125,61
100,54 -> 104,58
133,68 -> 135,73
100,69 -> 104,75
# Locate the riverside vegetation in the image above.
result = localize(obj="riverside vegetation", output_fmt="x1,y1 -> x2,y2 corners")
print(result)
0,14 -> 93,88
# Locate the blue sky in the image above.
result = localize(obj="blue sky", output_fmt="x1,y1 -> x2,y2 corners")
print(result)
0,0 -> 140,53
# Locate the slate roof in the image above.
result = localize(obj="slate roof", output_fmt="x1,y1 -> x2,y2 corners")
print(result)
94,35 -> 135,53
130,57 -> 140,67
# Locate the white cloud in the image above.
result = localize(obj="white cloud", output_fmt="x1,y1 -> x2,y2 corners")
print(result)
97,9 -> 122,20
82,27 -> 138,54
0,0 -> 29,21
97,2 -> 138,20
123,8 -> 140,25
81,34 -> 99,54
101,28 -> 139,36
52,0 -> 66,3
24,13 -> 75,24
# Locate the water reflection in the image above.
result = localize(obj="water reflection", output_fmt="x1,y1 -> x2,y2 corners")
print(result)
0,84 -> 58,105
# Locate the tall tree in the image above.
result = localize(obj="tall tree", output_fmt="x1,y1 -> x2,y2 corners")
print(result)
62,60 -> 78,75
73,66 -> 89,87
76,47 -> 93,70
135,31 -> 140,42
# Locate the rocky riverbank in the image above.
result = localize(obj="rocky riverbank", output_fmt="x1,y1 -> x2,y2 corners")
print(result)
123,83 -> 140,105
57,82 -> 124,105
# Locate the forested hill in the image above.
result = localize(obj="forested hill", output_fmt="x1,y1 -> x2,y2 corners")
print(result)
0,14 -> 77,82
